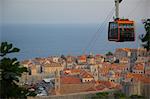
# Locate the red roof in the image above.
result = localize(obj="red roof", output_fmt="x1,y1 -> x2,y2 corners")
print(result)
61,76 -> 81,84
133,63 -> 144,70
63,69 -> 82,75
79,55 -> 87,60
80,71 -> 94,78
85,85 -> 105,92
126,73 -> 150,83
96,81 -> 118,89
71,69 -> 82,74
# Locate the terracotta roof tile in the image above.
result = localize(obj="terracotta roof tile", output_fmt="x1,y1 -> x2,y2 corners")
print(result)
126,73 -> 150,83
78,55 -> 87,60
80,71 -> 94,78
71,69 -> 82,74
133,63 -> 144,70
61,76 -> 81,84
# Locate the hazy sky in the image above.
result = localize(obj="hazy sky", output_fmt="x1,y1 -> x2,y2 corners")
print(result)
0,0 -> 150,59
1,0 -> 150,24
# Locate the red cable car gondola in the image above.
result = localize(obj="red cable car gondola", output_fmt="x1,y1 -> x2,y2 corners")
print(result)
108,0 -> 135,42
108,19 -> 135,42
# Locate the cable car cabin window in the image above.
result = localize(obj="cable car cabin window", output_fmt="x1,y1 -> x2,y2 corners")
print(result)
108,22 -> 118,40
119,23 -> 134,41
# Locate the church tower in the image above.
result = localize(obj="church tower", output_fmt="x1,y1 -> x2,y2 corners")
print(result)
55,69 -> 60,95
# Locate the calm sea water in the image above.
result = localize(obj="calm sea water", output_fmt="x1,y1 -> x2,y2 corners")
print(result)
1,23 -> 144,60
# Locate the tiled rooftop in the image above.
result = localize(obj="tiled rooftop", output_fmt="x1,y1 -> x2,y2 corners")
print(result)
61,76 -> 81,84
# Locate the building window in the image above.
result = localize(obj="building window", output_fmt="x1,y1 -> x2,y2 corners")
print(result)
28,68 -> 32,75
37,66 -> 43,73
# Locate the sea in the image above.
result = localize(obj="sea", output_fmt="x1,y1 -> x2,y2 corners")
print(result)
1,23 -> 145,60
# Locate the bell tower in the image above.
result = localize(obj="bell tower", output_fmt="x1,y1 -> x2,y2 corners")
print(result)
55,69 -> 60,95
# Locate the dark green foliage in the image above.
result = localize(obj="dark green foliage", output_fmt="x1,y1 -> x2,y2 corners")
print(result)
61,54 -> 66,60
0,42 -> 20,57
140,19 -> 150,51
1,58 -> 27,82
114,91 -> 126,99
0,42 -> 28,98
129,95 -> 144,99
92,92 -> 109,99
27,91 -> 37,96
106,51 -> 113,56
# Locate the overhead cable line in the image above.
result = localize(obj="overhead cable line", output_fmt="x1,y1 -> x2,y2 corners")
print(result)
89,9 -> 115,52
127,0 -> 143,18
82,7 -> 115,54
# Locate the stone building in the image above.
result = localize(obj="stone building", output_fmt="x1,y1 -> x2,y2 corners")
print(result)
115,48 -> 137,63
122,80 -> 142,96
90,64 -> 99,81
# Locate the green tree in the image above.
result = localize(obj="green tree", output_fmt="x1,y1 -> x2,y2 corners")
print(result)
0,42 -> 28,98
61,54 -> 66,60
140,19 -> 150,51
114,91 -> 127,99
130,95 -> 144,99
106,51 -> 113,56
92,92 -> 109,99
